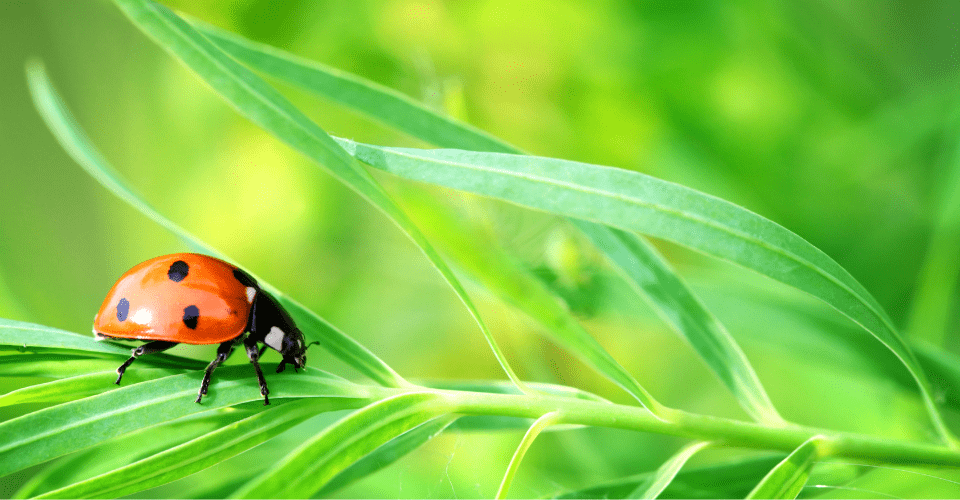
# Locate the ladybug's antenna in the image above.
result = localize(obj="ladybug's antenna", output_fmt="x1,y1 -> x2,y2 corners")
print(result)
305,341 -> 320,352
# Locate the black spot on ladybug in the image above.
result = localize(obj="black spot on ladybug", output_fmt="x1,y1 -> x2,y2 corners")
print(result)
233,268 -> 257,288
116,298 -> 129,322
168,260 -> 189,282
183,305 -> 200,329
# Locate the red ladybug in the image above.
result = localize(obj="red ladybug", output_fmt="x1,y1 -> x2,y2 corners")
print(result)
93,253 -> 313,405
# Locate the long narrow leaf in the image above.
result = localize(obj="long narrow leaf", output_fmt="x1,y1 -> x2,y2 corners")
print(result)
233,392 -> 451,498
575,222 -> 783,424
0,369 -> 182,406
747,435 -> 828,499
107,0 -> 531,397
627,441 -> 711,499
12,409 -> 253,499
185,24 -> 781,423
190,17 -> 516,154
318,415 -> 460,496
333,138 -> 951,442
555,454 -> 786,499
496,411 -> 561,499
36,397 -> 363,499
0,365 -> 368,477
25,59 -> 406,389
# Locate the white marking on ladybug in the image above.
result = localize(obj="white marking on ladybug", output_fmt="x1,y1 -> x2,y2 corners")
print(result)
246,287 -> 256,303
265,326 -> 285,351
132,308 -> 153,325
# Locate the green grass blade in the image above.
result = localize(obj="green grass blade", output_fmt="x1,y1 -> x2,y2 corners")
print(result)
0,369 -> 181,406
190,17 -> 516,154
232,392 -> 450,498
554,454 -> 786,499
747,435 -> 828,499
397,188 -> 657,408
0,318 -> 201,369
25,59 -> 405,389
496,411 -> 561,499
107,0 -> 528,396
627,441 -> 711,499
35,397 -> 363,499
0,366 -> 368,478
318,415 -> 460,496
12,409 -> 256,498
334,138 -> 952,443
575,222 -> 783,425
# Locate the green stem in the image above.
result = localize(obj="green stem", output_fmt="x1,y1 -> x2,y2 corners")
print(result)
364,386 -> 960,468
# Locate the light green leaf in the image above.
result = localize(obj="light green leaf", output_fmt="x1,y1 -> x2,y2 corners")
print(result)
318,415 -> 460,496
35,397 -> 364,499
395,188 -> 656,407
106,0 -> 528,396
0,365 -> 369,478
333,138 -> 951,442
25,58 -> 405,389
190,17 -> 517,154
166,18 -> 676,412
496,411 -> 562,499
627,441 -> 711,499
575,222 -> 783,425
12,409 -> 255,498
554,453 -> 786,499
233,392 -> 451,498
0,369 -> 182,406
747,435 -> 828,499
0,318 -> 199,369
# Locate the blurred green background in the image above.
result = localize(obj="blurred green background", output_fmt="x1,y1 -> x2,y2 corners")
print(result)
4,0 -> 960,497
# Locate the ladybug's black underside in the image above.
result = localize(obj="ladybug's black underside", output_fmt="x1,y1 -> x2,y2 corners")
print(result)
110,269 -> 304,405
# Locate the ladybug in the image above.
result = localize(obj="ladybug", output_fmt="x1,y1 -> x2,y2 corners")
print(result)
93,253 -> 314,405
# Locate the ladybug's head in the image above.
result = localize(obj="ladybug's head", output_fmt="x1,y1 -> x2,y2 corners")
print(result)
272,330 -> 321,373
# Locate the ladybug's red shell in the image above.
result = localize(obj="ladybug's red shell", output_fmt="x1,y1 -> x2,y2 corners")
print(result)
94,253 -> 255,345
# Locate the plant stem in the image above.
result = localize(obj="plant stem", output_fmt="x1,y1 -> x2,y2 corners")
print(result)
366,386 -> 960,468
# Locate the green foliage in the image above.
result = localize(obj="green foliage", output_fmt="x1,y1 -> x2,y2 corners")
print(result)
6,0 -> 960,498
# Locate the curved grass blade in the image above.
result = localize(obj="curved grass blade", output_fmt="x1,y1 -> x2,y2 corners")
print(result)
397,188 -> 656,408
13,408 -> 254,498
189,17 -> 515,154
105,0 -> 530,397
173,24 -> 772,421
627,441 -> 711,499
0,369 -> 182,406
0,318 -> 201,369
0,365 -> 368,478
554,453 -> 786,499
575,222 -> 783,425
333,138 -> 952,443
496,411 -> 561,499
35,397 -> 364,499
232,392 -> 450,498
318,415 -> 459,497
25,60 -> 406,389
747,435 -> 828,499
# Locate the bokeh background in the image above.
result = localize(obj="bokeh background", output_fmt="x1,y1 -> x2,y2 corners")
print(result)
4,0 -> 960,497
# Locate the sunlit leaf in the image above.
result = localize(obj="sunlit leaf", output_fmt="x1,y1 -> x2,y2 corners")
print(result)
0,365 -> 369,478
35,397 -> 365,499
628,441 -> 711,499
233,392 -> 451,498
496,411 -> 561,499
747,435 -> 828,499
332,137 -> 951,441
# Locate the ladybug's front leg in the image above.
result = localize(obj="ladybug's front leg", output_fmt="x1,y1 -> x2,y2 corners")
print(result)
244,338 -> 270,405
196,341 -> 236,404
115,340 -> 178,384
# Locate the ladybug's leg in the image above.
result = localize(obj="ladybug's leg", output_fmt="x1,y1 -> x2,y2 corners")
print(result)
196,341 -> 236,404
244,337 -> 270,405
115,340 -> 178,384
